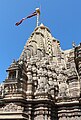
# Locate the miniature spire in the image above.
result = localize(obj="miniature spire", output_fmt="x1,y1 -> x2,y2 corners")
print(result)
72,41 -> 76,48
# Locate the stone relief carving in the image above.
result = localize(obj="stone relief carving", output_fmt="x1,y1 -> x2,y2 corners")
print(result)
0,103 -> 24,113
58,82 -> 68,97
68,65 -> 77,78
59,116 -> 81,120
56,68 -> 69,98
0,84 -> 4,97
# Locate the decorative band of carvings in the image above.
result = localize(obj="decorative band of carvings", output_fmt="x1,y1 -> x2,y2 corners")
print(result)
59,116 -> 81,120
0,103 -> 24,113
58,112 -> 81,117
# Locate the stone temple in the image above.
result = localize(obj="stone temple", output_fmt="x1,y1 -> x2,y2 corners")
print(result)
0,23 -> 81,120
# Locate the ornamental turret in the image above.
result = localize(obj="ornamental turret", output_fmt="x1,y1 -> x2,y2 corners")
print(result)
4,60 -> 27,99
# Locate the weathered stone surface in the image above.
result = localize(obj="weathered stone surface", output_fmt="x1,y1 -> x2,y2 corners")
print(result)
0,24 -> 81,119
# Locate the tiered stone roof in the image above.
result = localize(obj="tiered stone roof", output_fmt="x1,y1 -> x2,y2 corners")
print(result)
0,24 -> 81,120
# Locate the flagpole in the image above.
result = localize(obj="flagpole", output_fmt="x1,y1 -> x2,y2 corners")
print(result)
15,8 -> 40,26
36,8 -> 40,27
37,14 -> 39,27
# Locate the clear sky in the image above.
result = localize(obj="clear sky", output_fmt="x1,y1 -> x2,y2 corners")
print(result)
0,0 -> 81,83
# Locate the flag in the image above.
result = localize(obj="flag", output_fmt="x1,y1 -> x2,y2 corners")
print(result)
15,11 -> 37,26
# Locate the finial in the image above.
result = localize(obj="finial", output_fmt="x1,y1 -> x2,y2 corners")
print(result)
72,41 -> 76,48
80,43 -> 81,46
36,8 -> 40,14
13,59 -> 16,63
35,8 -> 40,27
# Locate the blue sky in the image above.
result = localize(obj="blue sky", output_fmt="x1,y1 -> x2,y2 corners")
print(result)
0,0 -> 81,82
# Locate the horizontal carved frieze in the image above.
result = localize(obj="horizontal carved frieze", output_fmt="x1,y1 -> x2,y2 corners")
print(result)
0,103 -> 24,113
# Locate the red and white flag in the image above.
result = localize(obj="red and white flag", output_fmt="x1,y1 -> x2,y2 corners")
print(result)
15,11 -> 37,26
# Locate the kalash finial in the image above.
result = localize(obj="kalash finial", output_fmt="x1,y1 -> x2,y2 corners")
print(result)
35,8 -> 40,27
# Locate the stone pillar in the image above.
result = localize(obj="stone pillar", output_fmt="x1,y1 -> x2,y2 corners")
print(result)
25,104 -> 32,120
53,72 -> 58,97
74,45 -> 81,95
67,67 -> 79,98
48,67 -> 54,97
67,49 -> 80,98
79,61 -> 81,96
43,66 -> 49,93
16,70 -> 18,79
26,63 -> 33,99
78,46 -> 81,94
36,66 -> 45,94
32,64 -> 37,92
28,104 -> 32,120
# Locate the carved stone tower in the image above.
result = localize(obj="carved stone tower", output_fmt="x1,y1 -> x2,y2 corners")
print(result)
0,23 -> 81,120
